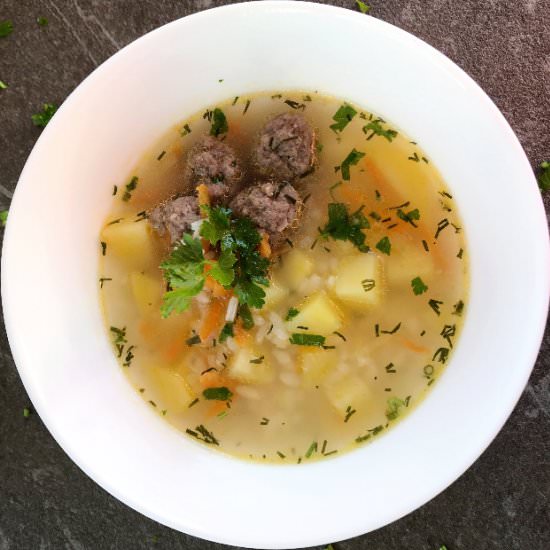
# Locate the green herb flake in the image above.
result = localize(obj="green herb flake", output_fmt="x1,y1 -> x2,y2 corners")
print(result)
362,119 -> 397,142
0,20 -> 14,38
305,441 -> 318,458
0,210 -> 8,227
452,300 -> 464,316
386,397 -> 406,420
249,355 -> 264,364
209,108 -> 228,137
219,322 -> 234,343
284,99 -> 306,111
344,406 -> 356,423
375,236 -> 391,255
99,277 -> 112,288
435,218 -> 450,239
355,0 -> 370,13
122,176 -> 138,202
429,299 -> 443,316
186,424 -> 219,445
285,307 -> 300,321
276,451 -> 286,459
289,333 -> 326,347
411,276 -> 428,295
180,124 -> 192,136
380,322 -> 401,335
202,387 -> 233,401
397,208 -> 420,227
330,103 -> 357,133
100,241 -> 107,256
23,407 -> 31,418
243,99 -> 251,114
238,303 -> 254,329
362,279 -> 375,292
339,148 -> 365,180
188,398 -> 199,408
319,202 -> 370,252
0,80 -> 7,90
260,417 -> 269,425
538,161 -> 550,192
37,16 -> 48,26
31,103 -> 58,128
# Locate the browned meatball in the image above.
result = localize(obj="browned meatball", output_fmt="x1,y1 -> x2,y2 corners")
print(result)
149,195 -> 200,243
186,136 -> 243,204
254,113 -> 316,180
230,181 -> 301,247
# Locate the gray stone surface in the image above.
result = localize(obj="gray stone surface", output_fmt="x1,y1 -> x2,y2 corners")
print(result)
0,0 -> 548,548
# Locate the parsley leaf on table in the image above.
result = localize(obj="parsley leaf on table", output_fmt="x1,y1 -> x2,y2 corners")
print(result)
31,103 -> 58,127
0,20 -> 13,38
538,161 -> 550,192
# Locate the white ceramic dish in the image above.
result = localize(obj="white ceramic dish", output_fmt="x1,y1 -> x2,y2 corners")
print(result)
2,2 -> 549,548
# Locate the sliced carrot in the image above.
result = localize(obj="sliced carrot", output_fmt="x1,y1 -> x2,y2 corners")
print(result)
163,338 -> 186,363
402,338 -> 430,354
199,299 -> 226,341
196,183 -> 210,212
258,232 -> 271,258
207,401 -> 229,418
204,275 -> 232,299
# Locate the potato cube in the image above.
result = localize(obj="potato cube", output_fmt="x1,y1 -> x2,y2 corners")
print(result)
286,291 -> 343,335
299,348 -> 338,387
152,366 -> 196,411
130,272 -> 163,315
277,249 -> 314,290
101,220 -> 155,268
333,254 -> 381,310
263,280 -> 288,310
227,347 -> 274,384
324,375 -> 370,418
385,238 -> 435,287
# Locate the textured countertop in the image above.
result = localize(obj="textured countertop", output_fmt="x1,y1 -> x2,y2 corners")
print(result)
0,1 -> 548,549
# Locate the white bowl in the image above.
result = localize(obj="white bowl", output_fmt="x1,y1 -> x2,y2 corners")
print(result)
2,2 -> 549,548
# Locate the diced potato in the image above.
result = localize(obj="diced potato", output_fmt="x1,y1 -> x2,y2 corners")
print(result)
385,238 -> 435,287
227,347 -> 274,384
130,272 -> 163,315
324,375 -> 370,418
101,220 -> 155,268
263,279 -> 288,310
277,249 -> 314,290
152,366 -> 196,411
286,291 -> 343,335
333,254 -> 381,310
299,348 -> 338,387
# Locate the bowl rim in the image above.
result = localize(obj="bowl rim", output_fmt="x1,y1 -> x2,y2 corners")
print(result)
2,1 -> 549,548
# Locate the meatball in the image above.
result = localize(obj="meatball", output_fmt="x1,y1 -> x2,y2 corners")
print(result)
186,136 -> 243,204
149,195 -> 200,243
254,113 -> 316,180
230,181 -> 301,247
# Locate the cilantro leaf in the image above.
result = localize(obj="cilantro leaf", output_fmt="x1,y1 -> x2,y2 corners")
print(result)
386,397 -> 406,420
538,161 -> 550,192
207,249 -> 236,287
330,103 -> 357,132
31,103 -> 57,127
375,236 -> 391,255
362,119 -> 398,142
289,333 -> 326,346
0,20 -> 13,38
320,202 -> 370,252
411,276 -> 428,295
203,387 -> 233,401
0,210 -> 7,227
210,108 -> 228,137
340,148 -> 365,180
355,0 -> 370,13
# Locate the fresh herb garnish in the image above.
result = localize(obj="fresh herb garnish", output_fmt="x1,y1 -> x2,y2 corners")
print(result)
186,424 -> 219,445
339,148 -> 365,180
411,276 -> 428,295
110,326 -> 127,357
428,299 -> 443,315
355,0 -> 370,13
0,20 -> 13,37
408,152 -> 420,162
31,103 -> 57,127
435,218 -> 450,239
375,236 -> 391,255
219,322 -> 234,343
538,161 -> 550,192
305,441 -> 318,458
285,307 -> 300,321
202,387 -> 233,401
386,397 -> 406,420
238,303 -> 254,329
362,279 -> 375,292
37,16 -> 48,26
385,363 -> 396,373
441,324 -> 456,348
397,208 -> 420,227
330,103 -> 357,132
319,202 -> 370,252
362,119 -> 397,142
0,210 -> 8,227
209,108 -> 228,137
289,333 -> 326,347
344,406 -> 356,423
380,322 -> 401,335
122,176 -> 138,202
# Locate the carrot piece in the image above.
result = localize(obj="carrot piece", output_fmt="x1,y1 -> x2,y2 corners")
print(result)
233,320 -> 251,347
402,338 -> 430,354
200,370 -> 227,388
163,338 -> 186,363
207,401 -> 228,418
258,232 -> 271,258
196,183 -> 210,212
199,299 -> 226,341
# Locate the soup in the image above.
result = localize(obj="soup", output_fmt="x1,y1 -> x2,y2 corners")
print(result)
99,91 -> 468,463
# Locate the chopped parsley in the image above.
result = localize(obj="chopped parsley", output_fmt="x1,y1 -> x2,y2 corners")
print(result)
386,397 -> 406,420
396,208 -> 420,227
0,20 -> 13,37
319,202 -> 370,252
538,161 -> 550,192
375,236 -> 391,255
31,103 -> 57,127
238,303 -> 254,329
330,103 -> 357,132
202,387 -> 233,401
411,276 -> 428,295
0,210 -> 8,227
289,333 -> 326,347
219,322 -> 234,343
122,176 -> 138,202
355,0 -> 370,13
37,16 -> 48,26
338,148 -> 365,180
209,108 -> 228,137
285,307 -> 300,321
186,424 -> 219,445
362,119 -> 397,142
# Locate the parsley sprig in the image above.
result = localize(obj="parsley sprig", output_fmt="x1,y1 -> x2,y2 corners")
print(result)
319,203 -> 370,252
